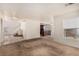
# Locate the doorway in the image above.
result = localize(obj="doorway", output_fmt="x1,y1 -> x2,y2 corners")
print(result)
40,25 -> 44,36
40,24 -> 51,36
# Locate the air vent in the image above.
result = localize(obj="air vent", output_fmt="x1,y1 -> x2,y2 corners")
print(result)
65,3 -> 75,6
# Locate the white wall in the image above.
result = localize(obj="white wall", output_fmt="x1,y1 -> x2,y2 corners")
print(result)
0,19 -> 1,41
0,18 -> 4,45
53,16 -> 65,42
4,20 -> 20,35
23,20 -> 40,39
2,16 -> 40,41
50,17 -> 54,37
3,17 -> 21,35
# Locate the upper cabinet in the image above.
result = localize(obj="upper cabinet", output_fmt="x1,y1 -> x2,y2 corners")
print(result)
63,17 -> 79,29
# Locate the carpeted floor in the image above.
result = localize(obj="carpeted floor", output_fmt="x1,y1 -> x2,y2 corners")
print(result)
0,37 -> 79,56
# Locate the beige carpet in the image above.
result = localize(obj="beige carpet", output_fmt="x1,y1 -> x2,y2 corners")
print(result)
0,37 -> 79,56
